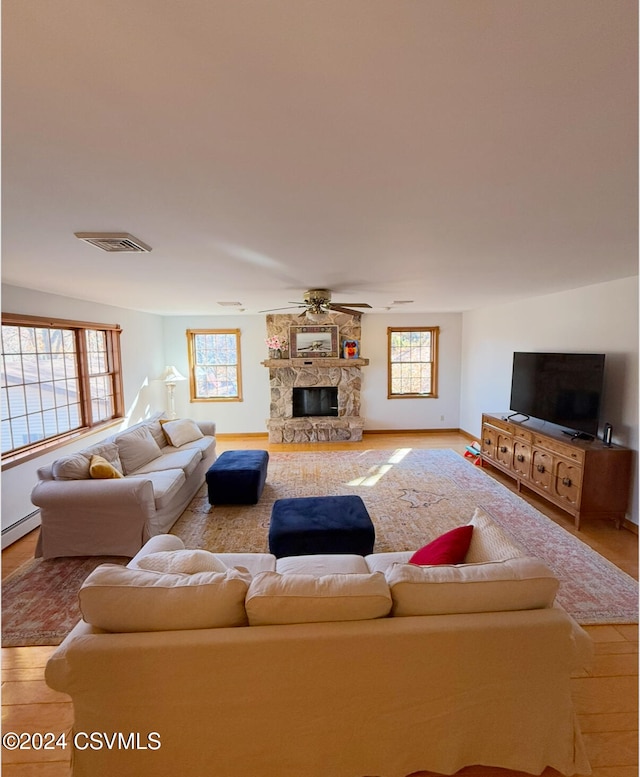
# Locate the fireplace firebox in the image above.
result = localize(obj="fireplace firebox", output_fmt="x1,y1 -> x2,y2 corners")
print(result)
292,387 -> 338,417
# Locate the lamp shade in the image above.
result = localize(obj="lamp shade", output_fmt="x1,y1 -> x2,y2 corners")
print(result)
160,365 -> 186,382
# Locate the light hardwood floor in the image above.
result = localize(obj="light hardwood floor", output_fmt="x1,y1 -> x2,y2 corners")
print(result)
2,431 -> 638,777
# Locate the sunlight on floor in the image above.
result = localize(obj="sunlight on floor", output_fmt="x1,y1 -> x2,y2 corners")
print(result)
346,448 -> 412,486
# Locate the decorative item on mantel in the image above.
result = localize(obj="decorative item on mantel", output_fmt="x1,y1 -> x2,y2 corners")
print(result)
265,335 -> 288,359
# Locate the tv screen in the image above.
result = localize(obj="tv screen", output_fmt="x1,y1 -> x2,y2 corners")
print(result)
509,352 -> 605,437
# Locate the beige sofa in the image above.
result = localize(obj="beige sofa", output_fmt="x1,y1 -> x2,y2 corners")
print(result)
45,510 -> 593,777
31,414 -> 216,559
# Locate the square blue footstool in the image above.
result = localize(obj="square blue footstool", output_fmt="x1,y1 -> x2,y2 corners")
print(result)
206,450 -> 269,505
269,495 -> 375,558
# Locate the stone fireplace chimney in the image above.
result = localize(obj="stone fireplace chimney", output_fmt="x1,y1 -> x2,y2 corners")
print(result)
262,312 -> 368,443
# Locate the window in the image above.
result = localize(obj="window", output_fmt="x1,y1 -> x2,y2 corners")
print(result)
388,326 -> 439,398
1,314 -> 123,461
187,329 -> 242,401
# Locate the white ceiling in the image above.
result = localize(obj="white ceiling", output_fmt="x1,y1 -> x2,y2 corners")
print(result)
2,0 -> 637,316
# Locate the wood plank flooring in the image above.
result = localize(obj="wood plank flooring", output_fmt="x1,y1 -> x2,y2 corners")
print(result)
2,431 -> 638,776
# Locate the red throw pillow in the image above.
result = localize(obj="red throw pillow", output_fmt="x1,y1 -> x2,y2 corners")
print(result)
408,525 -> 474,566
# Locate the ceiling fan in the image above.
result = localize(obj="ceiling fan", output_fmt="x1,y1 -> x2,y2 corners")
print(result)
259,289 -> 372,317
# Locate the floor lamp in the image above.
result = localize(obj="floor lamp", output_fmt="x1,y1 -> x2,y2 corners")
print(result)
160,366 -> 187,419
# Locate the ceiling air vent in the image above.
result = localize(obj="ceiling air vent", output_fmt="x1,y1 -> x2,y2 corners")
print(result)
74,233 -> 152,252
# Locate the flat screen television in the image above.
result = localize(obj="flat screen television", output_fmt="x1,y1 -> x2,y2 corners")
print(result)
509,352 -> 605,438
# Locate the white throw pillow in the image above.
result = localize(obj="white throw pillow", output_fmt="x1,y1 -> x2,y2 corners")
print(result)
385,557 -> 559,617
161,418 -> 204,448
79,564 -> 251,631
115,426 -> 162,474
464,506 -> 525,563
245,571 -> 392,626
137,549 -> 228,574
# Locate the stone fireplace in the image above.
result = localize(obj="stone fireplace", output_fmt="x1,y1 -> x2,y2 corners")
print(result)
262,313 -> 368,443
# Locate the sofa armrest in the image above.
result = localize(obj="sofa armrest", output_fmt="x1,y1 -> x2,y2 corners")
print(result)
196,420 -> 216,436
32,477 -> 156,515
31,477 -> 158,559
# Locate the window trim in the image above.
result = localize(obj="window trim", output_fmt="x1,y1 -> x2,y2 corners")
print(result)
387,326 -> 439,399
186,328 -> 243,402
1,313 -> 124,465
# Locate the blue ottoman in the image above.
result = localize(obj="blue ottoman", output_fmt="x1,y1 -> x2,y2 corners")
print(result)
269,495 -> 375,558
206,450 -> 269,505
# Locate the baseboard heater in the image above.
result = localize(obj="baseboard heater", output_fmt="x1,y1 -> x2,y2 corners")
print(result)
2,509 -> 40,549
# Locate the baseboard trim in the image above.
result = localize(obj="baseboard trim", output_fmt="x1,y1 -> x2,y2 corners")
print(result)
622,518 -> 638,535
364,428 -> 460,435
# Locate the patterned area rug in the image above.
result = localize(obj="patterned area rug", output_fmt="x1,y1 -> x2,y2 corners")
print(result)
2,449 -> 637,647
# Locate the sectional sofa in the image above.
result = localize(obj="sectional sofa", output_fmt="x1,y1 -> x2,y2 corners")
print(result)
31,414 -> 216,559
45,508 -> 593,777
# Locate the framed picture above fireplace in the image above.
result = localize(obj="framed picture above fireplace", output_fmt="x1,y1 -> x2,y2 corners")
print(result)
289,325 -> 339,358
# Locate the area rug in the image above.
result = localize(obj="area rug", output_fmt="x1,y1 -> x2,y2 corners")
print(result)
2,448 -> 637,647
2,555 -> 128,647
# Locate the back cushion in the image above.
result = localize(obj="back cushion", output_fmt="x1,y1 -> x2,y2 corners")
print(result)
79,564 -> 251,631
385,557 -> 559,616
52,442 -> 123,480
115,426 -> 162,474
245,571 -> 392,626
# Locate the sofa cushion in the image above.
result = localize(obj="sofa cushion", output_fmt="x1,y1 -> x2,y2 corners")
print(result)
52,451 -> 92,480
134,448 -> 202,478
165,435 -> 215,459
385,557 -> 559,616
409,525 -> 474,566
127,468 -> 186,510
364,551 -> 413,574
276,554 -> 370,575
213,553 -> 277,575
464,506 -> 525,563
161,418 -> 204,448
245,571 -> 392,626
137,549 -> 228,574
52,441 -> 122,480
115,426 -> 163,475
147,419 -> 169,449
78,563 -> 251,631
89,455 -> 124,479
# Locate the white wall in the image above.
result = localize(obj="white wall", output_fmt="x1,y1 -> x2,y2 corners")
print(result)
1,285 -> 166,543
360,313 -> 463,430
459,276 -> 639,525
161,315 -> 271,433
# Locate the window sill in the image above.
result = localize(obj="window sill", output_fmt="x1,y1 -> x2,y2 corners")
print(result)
1,418 -> 124,471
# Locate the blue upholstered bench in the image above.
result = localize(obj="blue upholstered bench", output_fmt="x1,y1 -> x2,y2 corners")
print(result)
206,450 -> 269,505
269,495 -> 375,558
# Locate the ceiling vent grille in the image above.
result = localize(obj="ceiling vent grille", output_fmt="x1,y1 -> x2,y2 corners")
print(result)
74,233 -> 152,252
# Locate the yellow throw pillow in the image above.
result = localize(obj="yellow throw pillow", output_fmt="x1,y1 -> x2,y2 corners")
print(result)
89,454 -> 124,479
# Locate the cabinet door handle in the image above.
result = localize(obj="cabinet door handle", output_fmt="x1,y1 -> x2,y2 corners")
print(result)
484,438 -> 491,445
562,477 -> 572,487
516,454 -> 525,462
499,446 -> 508,453
537,464 -> 545,473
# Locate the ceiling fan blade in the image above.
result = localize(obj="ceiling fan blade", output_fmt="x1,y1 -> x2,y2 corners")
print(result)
333,302 -> 372,308
328,304 -> 365,316
258,305 -> 305,313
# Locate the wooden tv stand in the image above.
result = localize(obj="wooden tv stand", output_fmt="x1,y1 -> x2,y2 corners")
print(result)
480,413 -> 632,529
